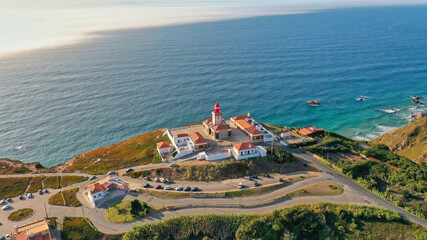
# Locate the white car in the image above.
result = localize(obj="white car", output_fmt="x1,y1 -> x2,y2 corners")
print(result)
238,182 -> 243,189
175,186 -> 183,191
27,193 -> 33,198
2,205 -> 11,211
160,178 -> 165,183
169,163 -> 177,167
107,170 -> 116,175
164,186 -> 173,190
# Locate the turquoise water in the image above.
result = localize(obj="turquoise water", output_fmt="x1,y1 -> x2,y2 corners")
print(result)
0,6 -> 426,167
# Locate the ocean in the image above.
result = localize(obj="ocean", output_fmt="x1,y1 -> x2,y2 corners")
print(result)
0,6 -> 426,167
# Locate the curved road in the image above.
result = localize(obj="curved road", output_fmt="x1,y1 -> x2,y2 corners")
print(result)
0,150 -> 426,237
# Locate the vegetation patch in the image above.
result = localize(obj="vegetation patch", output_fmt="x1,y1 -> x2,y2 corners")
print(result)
65,130 -> 168,174
304,131 -> 427,218
106,199 -> 162,223
0,177 -> 31,199
44,176 -> 60,189
225,174 -> 314,198
48,191 -> 65,206
26,176 -> 46,193
122,202 -> 425,240
62,217 -> 102,240
60,176 -> 88,187
49,188 -> 81,207
126,156 -> 316,181
287,181 -> 343,198
8,208 -> 34,221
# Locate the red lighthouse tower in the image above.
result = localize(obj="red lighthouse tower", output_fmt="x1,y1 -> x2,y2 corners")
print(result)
212,102 -> 223,126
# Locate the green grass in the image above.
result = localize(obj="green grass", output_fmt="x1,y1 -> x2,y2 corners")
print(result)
0,177 -> 31,199
44,176 -> 60,189
287,181 -> 343,198
62,217 -> 102,240
26,176 -> 46,193
122,202 -> 425,240
105,199 -> 162,223
7,208 -> 33,221
60,176 -> 88,187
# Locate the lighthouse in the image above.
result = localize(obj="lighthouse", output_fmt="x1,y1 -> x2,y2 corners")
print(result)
212,102 -> 223,126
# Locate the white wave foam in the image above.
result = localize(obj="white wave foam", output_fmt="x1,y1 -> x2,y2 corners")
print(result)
15,145 -> 27,150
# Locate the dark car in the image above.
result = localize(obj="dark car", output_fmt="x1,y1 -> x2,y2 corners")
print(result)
254,182 -> 260,187
264,173 -> 271,178
191,187 -> 199,192
126,168 -> 134,173
143,183 -> 151,188
44,189 -> 49,193
184,186 -> 191,191
279,178 -> 284,182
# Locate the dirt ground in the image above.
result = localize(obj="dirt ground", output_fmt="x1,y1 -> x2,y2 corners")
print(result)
327,152 -> 365,164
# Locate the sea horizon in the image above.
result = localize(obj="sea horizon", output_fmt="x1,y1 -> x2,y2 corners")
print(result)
0,5 -> 426,167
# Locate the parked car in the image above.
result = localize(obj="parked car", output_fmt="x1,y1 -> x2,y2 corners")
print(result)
160,178 -> 165,183
206,147 -> 213,151
154,178 -> 160,182
154,185 -> 162,189
169,163 -> 177,167
38,189 -> 43,195
279,178 -> 284,182
0,235 -> 5,240
165,179 -> 172,183
253,181 -> 260,187
252,176 -> 259,179
184,186 -> 191,191
4,234 -> 9,240
18,195 -> 24,200
164,186 -> 173,190
44,189 -> 49,193
6,198 -> 12,202
244,176 -> 251,180
89,176 -> 97,181
2,205 -> 11,211
27,193 -> 33,198
107,170 -> 116,175
264,173 -> 271,178
0,200 -> 6,205
143,183 -> 150,188
238,182 -> 243,189
175,186 -> 183,191
143,176 -> 150,181
126,168 -> 134,173
191,187 -> 199,192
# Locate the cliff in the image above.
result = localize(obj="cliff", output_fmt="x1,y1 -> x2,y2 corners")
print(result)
373,114 -> 427,164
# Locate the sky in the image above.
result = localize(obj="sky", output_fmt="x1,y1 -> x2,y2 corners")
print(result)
0,0 -> 425,57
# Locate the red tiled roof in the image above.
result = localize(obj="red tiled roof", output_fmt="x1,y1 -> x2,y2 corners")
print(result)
367,157 -> 381,163
236,120 -> 263,135
175,133 -> 189,138
231,115 -> 251,121
204,119 -> 213,124
298,126 -> 324,135
86,176 -> 128,194
15,219 -> 51,240
189,132 -> 207,144
211,124 -> 230,131
385,163 -> 400,170
156,141 -> 170,149
234,142 -> 256,151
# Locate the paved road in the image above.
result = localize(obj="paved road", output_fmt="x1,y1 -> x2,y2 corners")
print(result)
0,150 -> 426,237
287,148 -> 427,228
